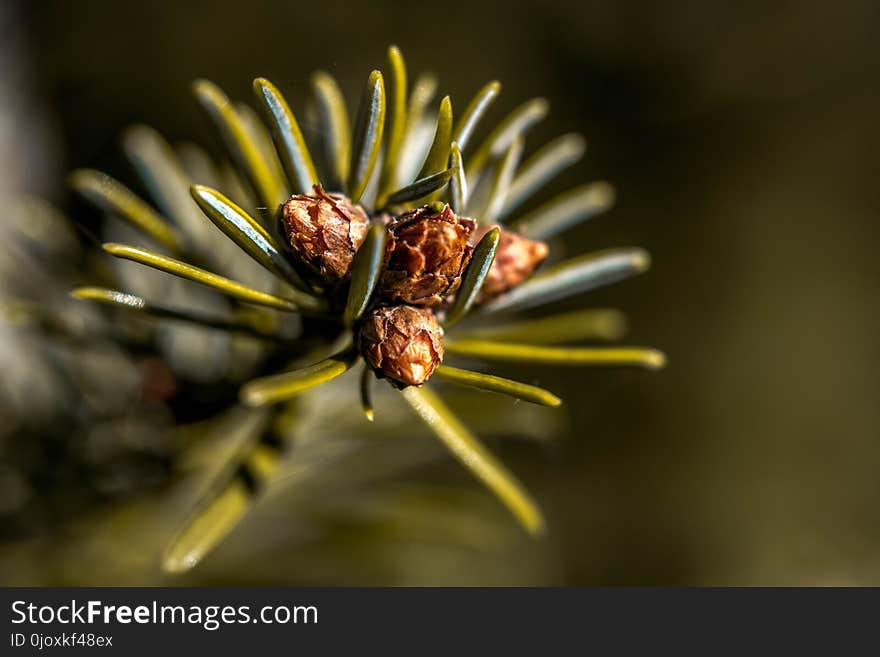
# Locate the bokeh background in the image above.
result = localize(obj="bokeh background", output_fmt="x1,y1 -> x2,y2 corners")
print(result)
1,0 -> 878,585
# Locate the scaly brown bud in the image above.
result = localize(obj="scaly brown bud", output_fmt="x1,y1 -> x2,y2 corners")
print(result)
377,204 -> 475,307
474,224 -> 549,301
357,305 -> 444,386
280,185 -> 370,284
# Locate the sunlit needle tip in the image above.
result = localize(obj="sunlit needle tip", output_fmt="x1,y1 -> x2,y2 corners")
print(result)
240,389 -> 265,408
644,349 -> 667,370
631,248 -> 652,272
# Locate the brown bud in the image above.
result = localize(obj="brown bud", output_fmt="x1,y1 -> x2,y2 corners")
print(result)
474,224 -> 549,301
357,305 -> 444,386
280,185 -> 370,284
377,204 -> 476,307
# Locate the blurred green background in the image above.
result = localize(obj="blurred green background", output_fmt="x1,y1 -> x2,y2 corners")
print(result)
1,0 -> 878,585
